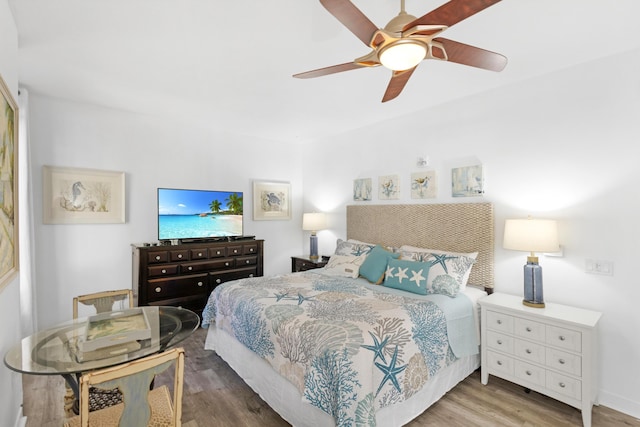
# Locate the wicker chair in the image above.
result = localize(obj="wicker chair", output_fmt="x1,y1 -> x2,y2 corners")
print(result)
64,289 -> 135,416
64,347 -> 185,427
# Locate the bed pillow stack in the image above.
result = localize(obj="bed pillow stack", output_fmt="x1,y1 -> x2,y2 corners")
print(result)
358,245 -> 401,284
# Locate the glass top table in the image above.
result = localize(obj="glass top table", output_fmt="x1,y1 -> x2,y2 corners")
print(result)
4,306 -> 200,376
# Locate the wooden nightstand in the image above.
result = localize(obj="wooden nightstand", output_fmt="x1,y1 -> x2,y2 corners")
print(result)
479,292 -> 602,427
291,255 -> 329,272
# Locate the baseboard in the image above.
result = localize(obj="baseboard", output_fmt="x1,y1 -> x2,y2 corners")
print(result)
599,390 -> 640,420
13,405 -> 26,427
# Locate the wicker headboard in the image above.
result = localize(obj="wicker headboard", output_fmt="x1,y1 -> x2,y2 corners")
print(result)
347,203 -> 494,290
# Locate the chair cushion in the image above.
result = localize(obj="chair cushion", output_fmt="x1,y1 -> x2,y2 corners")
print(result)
64,385 -> 174,427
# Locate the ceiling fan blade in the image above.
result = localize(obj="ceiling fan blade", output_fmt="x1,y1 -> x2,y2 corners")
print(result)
382,67 -> 417,103
404,0 -> 502,31
435,37 -> 507,71
293,62 -> 366,79
320,0 -> 379,46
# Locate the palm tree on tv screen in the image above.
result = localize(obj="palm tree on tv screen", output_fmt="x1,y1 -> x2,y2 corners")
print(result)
209,199 -> 221,214
226,193 -> 243,215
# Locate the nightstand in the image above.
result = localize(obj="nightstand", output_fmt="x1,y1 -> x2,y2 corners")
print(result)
479,292 -> 602,427
291,255 -> 329,272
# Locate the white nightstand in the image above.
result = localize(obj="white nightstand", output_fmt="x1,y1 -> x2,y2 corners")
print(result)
479,292 -> 602,427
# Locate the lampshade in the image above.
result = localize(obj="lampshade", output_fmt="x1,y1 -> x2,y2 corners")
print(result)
302,213 -> 327,232
379,40 -> 427,71
503,218 -> 559,254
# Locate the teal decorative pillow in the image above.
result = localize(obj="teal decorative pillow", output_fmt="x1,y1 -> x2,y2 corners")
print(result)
359,245 -> 400,284
383,259 -> 432,295
334,238 -> 375,256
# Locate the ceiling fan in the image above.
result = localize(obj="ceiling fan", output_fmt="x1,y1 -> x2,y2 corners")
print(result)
293,0 -> 507,102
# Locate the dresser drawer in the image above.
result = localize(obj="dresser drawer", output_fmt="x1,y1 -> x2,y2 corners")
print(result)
514,317 -> 545,343
190,248 -> 210,259
547,325 -> 582,352
514,360 -> 545,387
486,311 -> 514,334
547,370 -> 581,400
546,348 -> 581,376
243,244 -> 259,255
487,351 -> 514,376
148,264 -> 179,277
514,338 -> 546,364
210,267 -> 257,287
147,273 -> 208,302
181,259 -> 235,273
169,250 -> 189,261
486,330 -> 514,354
235,255 -> 257,266
147,251 -> 169,264
227,245 -> 243,256
209,247 -> 226,258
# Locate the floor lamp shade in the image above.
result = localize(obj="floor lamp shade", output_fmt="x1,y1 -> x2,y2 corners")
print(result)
504,218 -> 559,308
303,213 -> 327,260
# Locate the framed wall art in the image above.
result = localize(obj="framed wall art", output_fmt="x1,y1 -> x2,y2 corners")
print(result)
253,180 -> 291,220
452,165 -> 484,197
353,178 -> 372,201
0,74 -> 19,291
378,174 -> 399,200
410,171 -> 437,199
43,166 -> 126,224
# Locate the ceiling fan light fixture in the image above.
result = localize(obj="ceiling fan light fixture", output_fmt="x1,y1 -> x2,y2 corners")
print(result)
379,40 -> 427,71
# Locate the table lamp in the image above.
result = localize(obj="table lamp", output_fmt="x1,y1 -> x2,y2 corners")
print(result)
302,213 -> 327,260
503,217 -> 559,308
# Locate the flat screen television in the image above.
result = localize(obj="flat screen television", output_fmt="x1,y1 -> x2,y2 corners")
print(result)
157,188 -> 243,241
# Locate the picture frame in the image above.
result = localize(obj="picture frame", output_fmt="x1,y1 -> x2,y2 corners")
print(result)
253,180 -> 291,220
43,165 -> 126,224
353,178 -> 372,201
378,174 -> 400,200
0,74 -> 19,291
410,171 -> 437,199
452,165 -> 484,197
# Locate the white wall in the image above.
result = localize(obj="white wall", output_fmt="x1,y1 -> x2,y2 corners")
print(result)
28,96 -> 305,329
303,48 -> 640,418
0,1 -> 24,426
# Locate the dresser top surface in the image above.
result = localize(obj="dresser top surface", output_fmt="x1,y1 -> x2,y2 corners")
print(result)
479,292 -> 602,328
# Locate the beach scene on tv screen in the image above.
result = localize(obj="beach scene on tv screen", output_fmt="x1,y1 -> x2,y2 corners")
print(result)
158,189 -> 243,239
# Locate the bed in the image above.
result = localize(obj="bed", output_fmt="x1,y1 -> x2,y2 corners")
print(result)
202,203 -> 494,426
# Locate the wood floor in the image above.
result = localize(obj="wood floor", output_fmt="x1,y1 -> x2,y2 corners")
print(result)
23,327 -> 640,427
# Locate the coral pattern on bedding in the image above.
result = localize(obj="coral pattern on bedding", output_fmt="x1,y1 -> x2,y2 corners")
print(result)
202,272 -> 462,427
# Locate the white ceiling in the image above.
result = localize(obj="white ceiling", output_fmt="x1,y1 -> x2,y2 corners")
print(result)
9,0 -> 640,143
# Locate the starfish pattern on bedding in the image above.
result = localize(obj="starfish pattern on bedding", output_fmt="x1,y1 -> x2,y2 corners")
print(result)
409,269 -> 426,287
430,254 -> 455,273
395,267 -> 409,283
361,332 -> 389,364
374,345 -> 406,396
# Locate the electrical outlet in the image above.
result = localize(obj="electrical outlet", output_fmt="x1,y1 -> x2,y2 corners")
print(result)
585,259 -> 614,276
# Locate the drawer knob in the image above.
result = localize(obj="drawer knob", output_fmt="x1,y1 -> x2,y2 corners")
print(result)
559,359 -> 566,365
198,252 -> 203,257
526,349 -> 532,354
188,266 -> 193,271
526,327 -> 532,332
497,340 -> 503,345
178,254 -> 183,259
559,336 -> 566,341
559,382 -> 566,388
216,251 -> 221,255
155,255 -> 161,261
526,370 -> 532,376
496,320 -> 502,325
197,282 -> 203,287
233,249 -> 238,253
161,269 -> 167,274
216,279 -> 221,284
249,248 -> 254,252
249,274 -> 254,277
225,262 -> 230,266
246,260 -> 250,264
155,287 -> 162,293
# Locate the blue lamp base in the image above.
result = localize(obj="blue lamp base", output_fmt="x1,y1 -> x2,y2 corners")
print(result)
309,233 -> 319,260
523,256 -> 545,308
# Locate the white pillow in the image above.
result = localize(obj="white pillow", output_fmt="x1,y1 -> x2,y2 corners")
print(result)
322,254 -> 366,278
